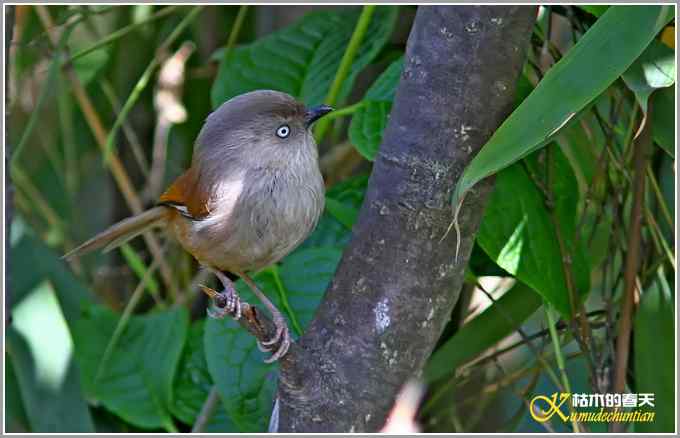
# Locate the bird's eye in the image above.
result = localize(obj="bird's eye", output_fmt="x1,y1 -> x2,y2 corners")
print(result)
276,124 -> 290,138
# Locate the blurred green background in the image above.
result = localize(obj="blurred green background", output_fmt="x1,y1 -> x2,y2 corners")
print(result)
5,5 -> 676,433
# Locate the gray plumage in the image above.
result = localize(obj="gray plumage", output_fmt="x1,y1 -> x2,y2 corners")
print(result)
166,90 -> 326,273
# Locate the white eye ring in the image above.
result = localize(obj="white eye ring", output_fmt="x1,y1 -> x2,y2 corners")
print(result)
276,124 -> 290,138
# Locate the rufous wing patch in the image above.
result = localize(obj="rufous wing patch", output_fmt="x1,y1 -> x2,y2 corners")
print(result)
159,167 -> 211,219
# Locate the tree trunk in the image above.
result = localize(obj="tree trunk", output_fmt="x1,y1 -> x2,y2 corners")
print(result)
276,5 -> 536,432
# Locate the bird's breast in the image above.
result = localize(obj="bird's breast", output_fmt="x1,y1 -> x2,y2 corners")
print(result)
175,163 -> 324,272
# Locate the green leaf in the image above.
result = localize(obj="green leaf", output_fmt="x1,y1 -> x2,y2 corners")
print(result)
6,281 -> 95,432
350,101 -> 393,160
211,7 -> 398,108
6,231 -> 97,432
204,247 -> 342,431
73,305 -> 189,430
324,196 -> 359,230
171,321 -> 237,432
634,268 -> 675,432
204,272 -> 281,432
73,48 -> 109,85
651,85 -> 675,156
622,39 -> 675,115
452,5 -> 674,208
425,281 -> 542,383
476,147 -> 590,316
5,356 -> 30,432
298,174 -> 369,251
280,247 -> 343,329
119,243 -> 161,301
10,232 -> 95,325
349,57 -> 403,160
556,99 -> 606,192
578,5 -> 609,17
364,56 -> 404,101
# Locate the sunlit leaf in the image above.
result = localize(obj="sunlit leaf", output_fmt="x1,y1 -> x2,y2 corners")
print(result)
425,281 -> 542,383
622,39 -> 675,115
7,281 -> 95,432
452,5 -> 674,208
476,147 -> 590,316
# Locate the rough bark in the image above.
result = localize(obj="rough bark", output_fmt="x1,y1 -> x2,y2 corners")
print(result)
276,6 -> 536,432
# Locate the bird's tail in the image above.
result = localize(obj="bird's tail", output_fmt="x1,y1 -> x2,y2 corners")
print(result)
63,206 -> 171,260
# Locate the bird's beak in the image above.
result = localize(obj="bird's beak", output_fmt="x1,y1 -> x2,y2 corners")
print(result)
304,104 -> 334,128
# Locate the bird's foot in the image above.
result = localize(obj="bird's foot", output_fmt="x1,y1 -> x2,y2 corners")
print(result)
256,311 -> 291,364
201,268 -> 243,320
201,284 -> 242,320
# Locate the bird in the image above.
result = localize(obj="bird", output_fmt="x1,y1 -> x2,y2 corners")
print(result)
64,90 -> 333,363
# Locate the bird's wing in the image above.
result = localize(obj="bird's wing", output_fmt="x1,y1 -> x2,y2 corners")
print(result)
158,167 -> 212,220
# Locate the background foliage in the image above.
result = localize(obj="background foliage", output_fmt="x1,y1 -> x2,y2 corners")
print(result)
6,5 -> 676,433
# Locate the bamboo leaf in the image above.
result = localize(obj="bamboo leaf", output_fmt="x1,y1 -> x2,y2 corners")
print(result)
634,268 -> 674,432
425,281 -> 542,383
452,5 -> 674,209
622,39 -> 675,115
476,147 -> 590,316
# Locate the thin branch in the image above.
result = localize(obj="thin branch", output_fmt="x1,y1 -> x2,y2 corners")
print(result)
34,5 -> 180,299
199,285 -> 285,356
611,101 -> 652,430
102,6 -> 203,164
67,5 -> 181,64
545,305 -> 581,432
314,5 -> 376,141
192,386 -> 221,433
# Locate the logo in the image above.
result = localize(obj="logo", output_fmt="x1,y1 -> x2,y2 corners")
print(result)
529,392 -> 656,424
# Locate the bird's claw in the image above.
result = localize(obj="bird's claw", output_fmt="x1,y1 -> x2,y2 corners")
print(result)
201,284 -> 242,320
257,315 -> 291,363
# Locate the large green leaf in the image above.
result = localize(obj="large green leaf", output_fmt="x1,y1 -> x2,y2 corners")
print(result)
171,321 -> 237,432
578,5 -> 609,17
297,174 -> 369,251
211,7 -> 398,108
5,356 -> 30,432
203,272 -> 282,432
452,5 -> 674,209
73,306 -> 189,430
349,57 -> 403,160
425,281 -> 542,383
204,246 -> 342,431
6,281 -> 95,432
651,85 -> 675,156
7,231 -> 96,432
634,269 -> 675,432
279,247 -> 343,329
622,39 -> 675,115
476,147 -> 590,316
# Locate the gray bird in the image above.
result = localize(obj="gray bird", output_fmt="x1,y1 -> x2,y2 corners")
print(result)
65,90 -> 333,362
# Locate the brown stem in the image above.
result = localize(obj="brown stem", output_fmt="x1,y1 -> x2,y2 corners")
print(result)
34,5 -> 180,300
611,103 -> 652,407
